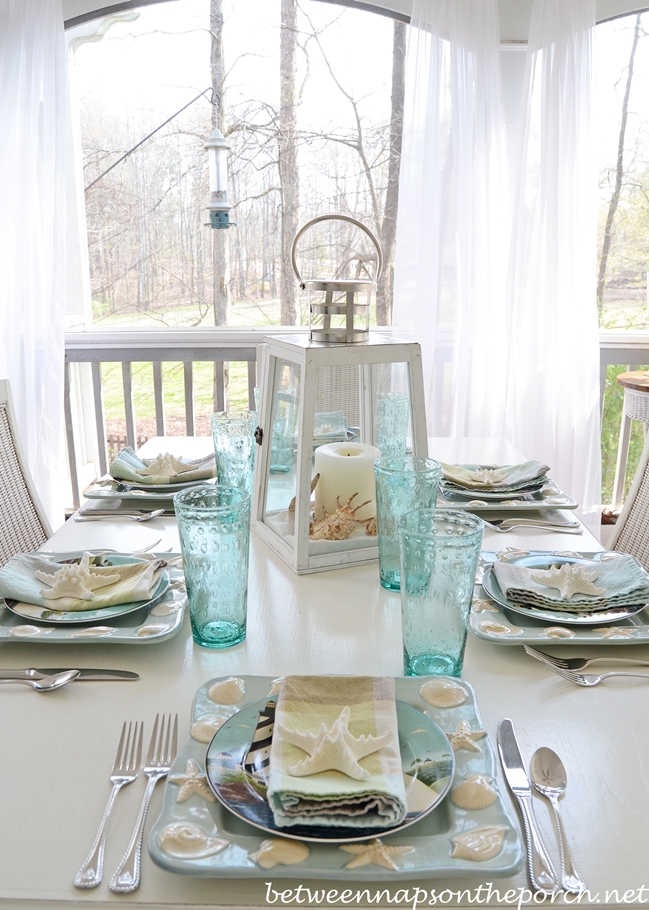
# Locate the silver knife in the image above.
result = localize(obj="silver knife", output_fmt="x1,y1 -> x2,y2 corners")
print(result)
0,668 -> 139,682
497,718 -> 559,894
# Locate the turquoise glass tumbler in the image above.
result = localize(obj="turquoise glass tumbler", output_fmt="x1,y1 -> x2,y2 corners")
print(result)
398,509 -> 483,677
374,457 -> 441,591
174,485 -> 250,649
376,393 -> 410,458
210,410 -> 257,496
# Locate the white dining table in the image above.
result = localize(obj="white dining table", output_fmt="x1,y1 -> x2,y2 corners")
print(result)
0,437 -> 645,909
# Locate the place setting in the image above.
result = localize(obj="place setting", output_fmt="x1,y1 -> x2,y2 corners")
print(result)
434,460 -> 578,514
0,549 -> 186,645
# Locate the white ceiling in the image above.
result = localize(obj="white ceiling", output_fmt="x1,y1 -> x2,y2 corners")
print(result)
62,0 -> 649,35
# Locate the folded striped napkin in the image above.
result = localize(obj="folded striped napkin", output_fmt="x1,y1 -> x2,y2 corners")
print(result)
267,675 -> 407,830
492,555 -> 649,613
110,446 -> 215,485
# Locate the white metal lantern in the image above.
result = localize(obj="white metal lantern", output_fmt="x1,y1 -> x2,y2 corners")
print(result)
205,127 -> 232,229
251,333 -> 428,574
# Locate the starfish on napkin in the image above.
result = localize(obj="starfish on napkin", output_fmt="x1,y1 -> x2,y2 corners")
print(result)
277,706 -> 394,781
136,453 -> 197,477
530,564 -> 605,599
35,553 -> 119,601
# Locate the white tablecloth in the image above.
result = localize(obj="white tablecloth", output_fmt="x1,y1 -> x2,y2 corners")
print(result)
0,438 -> 644,909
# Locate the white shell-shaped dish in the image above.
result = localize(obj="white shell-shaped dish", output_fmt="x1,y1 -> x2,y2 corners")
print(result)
420,678 -> 467,708
250,838 -> 310,869
208,677 -> 246,705
451,775 -> 498,810
191,711 -> 237,743
451,826 -> 508,861
158,822 -> 228,859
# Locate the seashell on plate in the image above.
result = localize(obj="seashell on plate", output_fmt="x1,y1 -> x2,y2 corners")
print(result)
69,626 -> 114,637
136,624 -> 169,637
268,677 -> 284,696
472,596 -> 499,613
191,709 -> 237,743
208,676 -> 246,705
496,548 -> 529,561
10,625 -> 53,637
451,774 -> 498,810
478,620 -> 524,636
158,822 -> 228,859
420,678 -> 467,708
150,600 -> 182,616
599,627 -> 638,639
250,838 -> 310,869
542,626 -> 575,639
450,826 -> 508,861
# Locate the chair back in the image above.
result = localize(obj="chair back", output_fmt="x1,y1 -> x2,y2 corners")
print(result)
0,380 -> 52,566
608,432 -> 649,570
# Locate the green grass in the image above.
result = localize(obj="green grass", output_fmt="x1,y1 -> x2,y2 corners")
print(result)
601,364 -> 648,505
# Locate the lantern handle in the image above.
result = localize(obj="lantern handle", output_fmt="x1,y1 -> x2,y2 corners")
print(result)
291,214 -> 383,289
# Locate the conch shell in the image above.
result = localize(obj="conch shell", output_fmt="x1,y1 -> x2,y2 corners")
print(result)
309,493 -> 372,541
451,774 -> 498,810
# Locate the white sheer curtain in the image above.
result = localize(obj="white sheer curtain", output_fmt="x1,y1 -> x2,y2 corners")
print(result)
504,0 -> 601,528
394,0 -> 601,526
0,0 -> 68,528
392,0 -> 510,438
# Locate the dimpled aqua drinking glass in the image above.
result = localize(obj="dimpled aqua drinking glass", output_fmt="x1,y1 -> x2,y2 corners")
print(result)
210,411 -> 257,496
376,393 -> 410,459
398,509 -> 483,677
174,485 -> 250,649
374,457 -> 441,591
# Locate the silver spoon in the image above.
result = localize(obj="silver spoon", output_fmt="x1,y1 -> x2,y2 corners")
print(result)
530,747 -> 585,894
0,670 -> 80,691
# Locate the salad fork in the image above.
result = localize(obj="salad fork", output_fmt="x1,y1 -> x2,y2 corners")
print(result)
544,665 -> 649,687
482,519 -> 582,535
109,713 -> 178,893
524,644 -> 649,671
74,721 -> 143,889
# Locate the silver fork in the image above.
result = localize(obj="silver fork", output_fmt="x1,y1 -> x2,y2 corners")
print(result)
75,510 -> 165,523
109,713 -> 178,893
74,721 -> 143,889
543,664 -> 649,687
482,519 -> 583,534
524,643 -> 649,671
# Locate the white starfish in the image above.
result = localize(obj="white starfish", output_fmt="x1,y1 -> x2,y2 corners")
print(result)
468,467 -> 509,485
530,564 -> 605,600
168,759 -> 215,803
137,453 -> 194,476
278,706 -> 394,781
445,720 -> 486,753
36,553 -> 119,601
339,839 -> 414,870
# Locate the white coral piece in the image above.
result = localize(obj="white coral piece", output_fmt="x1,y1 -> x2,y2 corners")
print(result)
137,453 -> 194,476
278,706 -> 393,780
530,564 -> 605,600
36,553 -> 119,601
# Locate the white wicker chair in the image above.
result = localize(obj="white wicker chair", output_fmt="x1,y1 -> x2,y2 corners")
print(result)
0,380 -> 52,566
608,432 -> 649,570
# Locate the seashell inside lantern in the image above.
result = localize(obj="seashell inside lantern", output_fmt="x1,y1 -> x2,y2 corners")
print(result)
420,678 -> 467,708
250,838 -> 310,869
208,677 -> 246,705
309,493 -> 372,541
451,775 -> 498,810
450,826 -> 508,861
158,822 -> 228,859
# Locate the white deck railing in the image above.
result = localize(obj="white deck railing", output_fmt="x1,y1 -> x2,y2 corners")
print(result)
63,328 -> 649,509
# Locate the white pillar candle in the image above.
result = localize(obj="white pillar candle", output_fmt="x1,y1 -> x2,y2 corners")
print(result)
314,442 -> 381,522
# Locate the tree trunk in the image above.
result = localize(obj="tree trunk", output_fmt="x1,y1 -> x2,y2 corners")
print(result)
377,19 -> 406,326
279,0 -> 299,325
211,0 -> 229,326
597,13 -> 642,316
